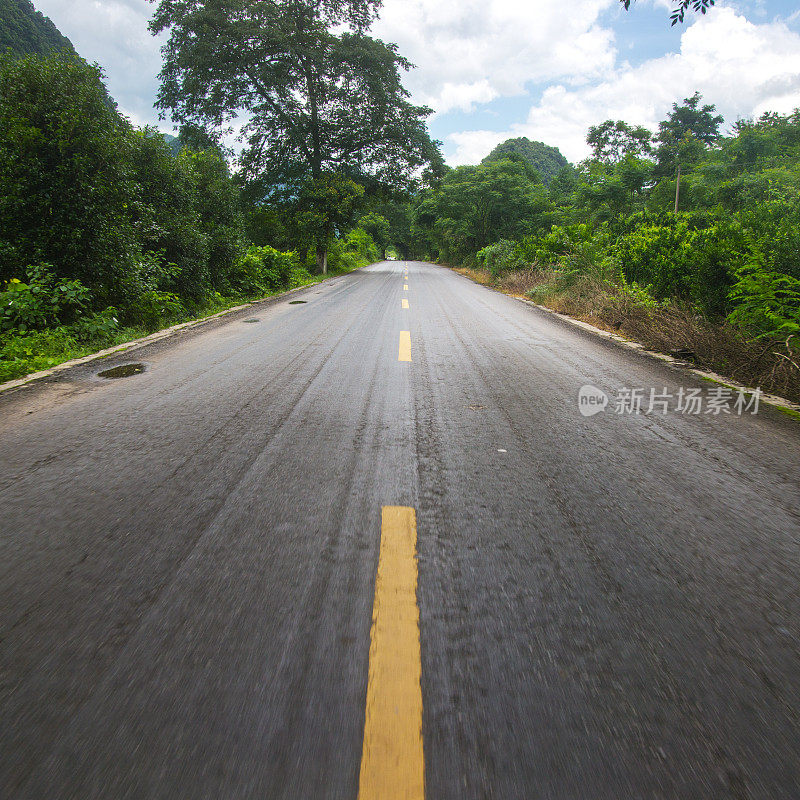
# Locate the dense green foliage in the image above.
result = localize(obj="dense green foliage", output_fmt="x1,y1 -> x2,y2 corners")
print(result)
0,0 -> 74,57
413,94 -> 800,356
0,52 -> 251,311
482,137 -> 568,185
150,0 -> 439,271
0,49 -> 383,382
413,159 -> 552,263
0,53 -> 138,300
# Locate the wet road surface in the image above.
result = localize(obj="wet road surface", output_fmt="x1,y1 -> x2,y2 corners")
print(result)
1,261 -> 799,799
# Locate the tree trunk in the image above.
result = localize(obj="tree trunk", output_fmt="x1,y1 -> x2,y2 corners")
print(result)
316,244 -> 328,274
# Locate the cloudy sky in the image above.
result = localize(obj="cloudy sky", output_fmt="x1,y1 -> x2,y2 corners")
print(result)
33,0 -> 800,164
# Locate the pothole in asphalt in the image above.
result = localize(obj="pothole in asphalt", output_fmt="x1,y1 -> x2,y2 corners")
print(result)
289,300 -> 307,304
98,363 -> 146,379
467,404 -> 487,410
242,318 -> 260,323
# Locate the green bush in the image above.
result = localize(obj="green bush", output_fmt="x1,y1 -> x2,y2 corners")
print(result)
740,196 -> 800,281
343,227 -> 380,264
72,307 -> 120,342
0,265 -> 91,332
289,267 -> 314,288
476,239 -> 525,277
615,222 -> 694,301
520,223 -> 612,271
685,221 -> 745,315
728,249 -> 800,338
123,290 -> 185,330
0,326 -> 80,382
186,148 -> 244,291
614,216 -> 745,314
259,245 -> 297,290
129,130 -> 210,303
227,246 -> 298,296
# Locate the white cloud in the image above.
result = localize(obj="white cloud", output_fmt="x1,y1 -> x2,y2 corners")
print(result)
447,7 -> 800,164
374,0 -> 617,115
33,0 -> 170,130
29,1 -> 800,170
447,129 -> 511,164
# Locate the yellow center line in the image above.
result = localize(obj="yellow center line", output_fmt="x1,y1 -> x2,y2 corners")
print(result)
398,331 -> 412,362
404,284 -> 409,291
358,507 -> 424,800
402,298 -> 409,309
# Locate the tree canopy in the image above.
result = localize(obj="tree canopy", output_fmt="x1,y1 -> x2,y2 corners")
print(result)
587,120 -> 652,165
654,91 -> 723,177
413,158 -> 552,263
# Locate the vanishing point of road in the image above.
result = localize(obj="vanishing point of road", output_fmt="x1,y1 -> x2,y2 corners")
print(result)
1,261 -> 799,799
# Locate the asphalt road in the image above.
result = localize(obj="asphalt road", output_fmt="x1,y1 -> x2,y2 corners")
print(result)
1,260 -> 799,799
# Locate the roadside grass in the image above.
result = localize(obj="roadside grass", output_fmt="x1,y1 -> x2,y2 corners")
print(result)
454,265 -> 800,405
0,263 -> 358,385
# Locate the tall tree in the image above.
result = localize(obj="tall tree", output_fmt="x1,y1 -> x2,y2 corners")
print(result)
654,92 -> 723,179
586,120 -> 652,165
0,52 -> 139,300
149,0 -> 437,271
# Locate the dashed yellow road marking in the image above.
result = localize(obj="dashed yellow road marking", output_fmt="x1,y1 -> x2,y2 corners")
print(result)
398,331 -> 412,362
358,507 -> 424,800
404,284 -> 409,291
402,298 -> 409,309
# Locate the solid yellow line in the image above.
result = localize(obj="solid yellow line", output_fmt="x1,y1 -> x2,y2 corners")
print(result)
398,331 -> 412,362
402,298 -> 409,309
358,507 -> 424,800
404,284 -> 409,291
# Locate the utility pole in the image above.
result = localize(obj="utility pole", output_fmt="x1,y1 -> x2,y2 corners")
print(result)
674,164 -> 681,213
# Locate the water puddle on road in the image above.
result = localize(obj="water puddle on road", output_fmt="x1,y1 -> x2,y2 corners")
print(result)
289,300 -> 307,304
98,363 -> 146,379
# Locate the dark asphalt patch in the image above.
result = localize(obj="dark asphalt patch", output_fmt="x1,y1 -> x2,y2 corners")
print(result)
289,300 -> 307,304
242,318 -> 260,323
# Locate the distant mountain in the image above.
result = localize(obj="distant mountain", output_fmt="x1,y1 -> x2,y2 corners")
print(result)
482,137 -> 568,185
0,0 -> 75,58
162,133 -> 184,156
